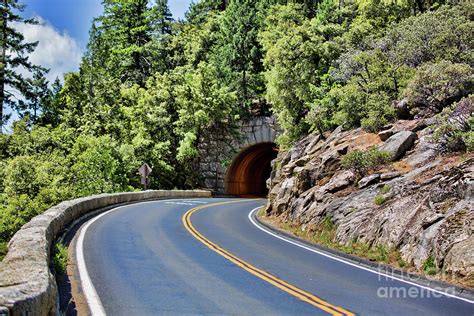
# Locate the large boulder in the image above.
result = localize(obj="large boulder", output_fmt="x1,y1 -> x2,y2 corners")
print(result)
444,237 -> 474,278
379,131 -> 417,161
358,174 -> 380,188
322,170 -> 355,193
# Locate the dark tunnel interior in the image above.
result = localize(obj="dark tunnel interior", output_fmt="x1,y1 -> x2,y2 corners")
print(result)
224,142 -> 278,197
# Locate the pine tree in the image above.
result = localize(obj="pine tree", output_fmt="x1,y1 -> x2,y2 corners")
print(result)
17,69 -> 50,124
38,77 -> 62,126
98,0 -> 152,87
0,0 -> 45,132
186,0 -> 228,24
150,0 -> 173,36
218,0 -> 265,114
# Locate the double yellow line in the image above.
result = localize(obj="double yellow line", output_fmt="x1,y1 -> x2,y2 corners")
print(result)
182,200 -> 354,316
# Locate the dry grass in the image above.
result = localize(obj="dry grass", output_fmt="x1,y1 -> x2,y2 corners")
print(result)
260,214 -> 403,266
351,133 -> 383,151
258,212 -> 474,289
393,160 -> 413,173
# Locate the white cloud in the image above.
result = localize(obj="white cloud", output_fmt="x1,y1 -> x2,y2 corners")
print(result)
13,16 -> 82,83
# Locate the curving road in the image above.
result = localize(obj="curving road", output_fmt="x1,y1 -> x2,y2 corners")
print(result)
77,198 -> 473,315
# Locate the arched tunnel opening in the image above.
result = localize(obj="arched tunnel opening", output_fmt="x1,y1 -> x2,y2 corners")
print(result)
225,142 -> 278,197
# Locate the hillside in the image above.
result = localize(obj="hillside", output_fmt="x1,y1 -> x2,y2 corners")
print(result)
264,116 -> 473,287
0,0 -> 473,267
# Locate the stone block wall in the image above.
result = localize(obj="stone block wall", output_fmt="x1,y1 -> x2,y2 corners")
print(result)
0,190 -> 211,316
198,116 -> 280,193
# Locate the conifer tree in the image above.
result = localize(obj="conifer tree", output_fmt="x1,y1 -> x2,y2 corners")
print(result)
0,0 -> 45,132
17,70 -> 50,124
98,0 -> 152,87
150,0 -> 173,36
218,0 -> 264,114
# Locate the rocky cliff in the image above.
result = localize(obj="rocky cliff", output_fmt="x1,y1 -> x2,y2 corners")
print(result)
265,120 -> 473,285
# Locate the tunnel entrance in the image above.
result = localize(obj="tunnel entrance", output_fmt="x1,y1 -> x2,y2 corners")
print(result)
225,142 -> 278,197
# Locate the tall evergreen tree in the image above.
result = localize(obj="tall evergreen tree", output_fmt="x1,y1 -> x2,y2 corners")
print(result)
38,77 -> 62,126
218,0 -> 265,114
16,70 -> 50,124
150,0 -> 173,36
186,0 -> 228,24
98,0 -> 152,87
0,0 -> 45,132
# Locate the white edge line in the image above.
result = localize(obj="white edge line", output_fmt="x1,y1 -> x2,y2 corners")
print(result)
76,199 -> 201,315
248,206 -> 474,304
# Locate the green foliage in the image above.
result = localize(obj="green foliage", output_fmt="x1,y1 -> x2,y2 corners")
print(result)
423,255 -> 437,275
403,61 -> 473,113
53,243 -> 69,274
397,252 -> 407,268
374,194 -> 386,206
0,0 -> 48,129
260,2 -> 347,146
380,184 -> 391,194
341,146 -> 392,175
216,0 -> 265,113
174,62 -> 239,162
374,244 -> 388,262
1,0 -> 472,261
432,97 -> 474,152
69,135 -> 128,196
0,242 -> 7,261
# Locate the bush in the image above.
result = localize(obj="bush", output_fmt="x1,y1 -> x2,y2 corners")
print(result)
0,241 -> 7,261
374,194 -> 386,205
432,97 -> 473,152
403,61 -> 473,115
53,243 -> 69,274
380,184 -> 391,194
70,135 -> 128,196
341,146 -> 392,175
423,255 -> 437,276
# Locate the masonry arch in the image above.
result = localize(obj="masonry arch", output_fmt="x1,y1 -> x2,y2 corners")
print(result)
225,142 -> 278,197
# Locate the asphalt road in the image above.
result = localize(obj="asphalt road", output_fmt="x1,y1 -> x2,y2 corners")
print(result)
79,198 -> 474,315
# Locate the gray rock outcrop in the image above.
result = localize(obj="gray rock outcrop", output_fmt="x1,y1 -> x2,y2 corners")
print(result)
265,121 -> 473,283
379,131 -> 417,160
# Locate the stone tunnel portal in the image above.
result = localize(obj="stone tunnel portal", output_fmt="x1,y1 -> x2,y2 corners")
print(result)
225,142 -> 278,197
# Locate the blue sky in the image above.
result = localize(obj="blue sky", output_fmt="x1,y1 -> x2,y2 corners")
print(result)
3,1 -> 193,131
22,0 -> 194,49
16,0 -> 194,82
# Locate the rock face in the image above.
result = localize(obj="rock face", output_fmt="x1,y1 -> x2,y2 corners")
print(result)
358,174 -> 380,188
265,120 -> 473,281
379,131 -> 417,160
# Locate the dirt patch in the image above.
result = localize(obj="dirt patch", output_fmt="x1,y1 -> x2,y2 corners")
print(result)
393,160 -> 413,173
350,132 -> 383,151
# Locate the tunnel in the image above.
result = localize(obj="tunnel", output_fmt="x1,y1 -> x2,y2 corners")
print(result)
225,142 -> 278,197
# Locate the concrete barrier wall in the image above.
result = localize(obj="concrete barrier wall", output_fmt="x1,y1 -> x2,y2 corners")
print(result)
0,190 -> 211,315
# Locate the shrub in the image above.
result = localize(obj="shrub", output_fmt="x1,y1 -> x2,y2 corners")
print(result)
432,97 -> 473,152
341,146 -> 392,175
403,61 -> 473,115
423,255 -> 437,276
0,241 -> 7,261
380,184 -> 391,194
374,194 -> 386,205
53,243 -> 69,274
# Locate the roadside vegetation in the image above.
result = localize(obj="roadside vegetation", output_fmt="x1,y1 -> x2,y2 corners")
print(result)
341,146 -> 392,176
53,243 -> 69,275
0,0 -> 472,259
261,213 -> 404,266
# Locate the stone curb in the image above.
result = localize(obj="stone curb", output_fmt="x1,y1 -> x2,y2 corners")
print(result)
252,211 -> 474,302
0,190 -> 211,316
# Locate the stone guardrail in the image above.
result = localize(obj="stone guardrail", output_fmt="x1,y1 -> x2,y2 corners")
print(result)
0,190 -> 211,315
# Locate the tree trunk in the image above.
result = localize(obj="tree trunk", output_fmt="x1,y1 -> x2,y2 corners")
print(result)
0,0 -> 7,133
